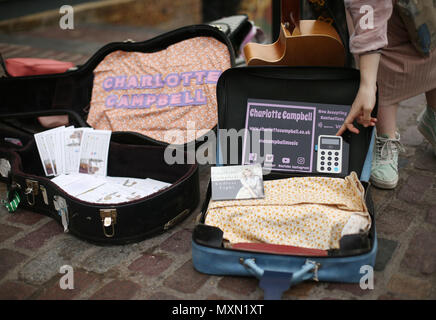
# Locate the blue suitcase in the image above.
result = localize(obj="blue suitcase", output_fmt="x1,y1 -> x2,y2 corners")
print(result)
192,66 -> 377,299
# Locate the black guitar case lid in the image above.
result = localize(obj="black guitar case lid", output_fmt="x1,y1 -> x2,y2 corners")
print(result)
0,23 -> 237,149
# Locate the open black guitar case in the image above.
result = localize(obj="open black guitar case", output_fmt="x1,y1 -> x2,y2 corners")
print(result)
0,17 -> 251,244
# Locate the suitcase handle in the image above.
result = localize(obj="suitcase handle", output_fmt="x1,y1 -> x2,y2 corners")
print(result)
240,258 -> 320,300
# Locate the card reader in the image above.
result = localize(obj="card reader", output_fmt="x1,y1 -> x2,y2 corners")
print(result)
316,135 -> 343,174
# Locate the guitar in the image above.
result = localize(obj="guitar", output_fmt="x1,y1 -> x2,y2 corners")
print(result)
243,0 -> 345,67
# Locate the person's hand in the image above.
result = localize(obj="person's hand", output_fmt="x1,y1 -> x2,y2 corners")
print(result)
336,84 -> 377,136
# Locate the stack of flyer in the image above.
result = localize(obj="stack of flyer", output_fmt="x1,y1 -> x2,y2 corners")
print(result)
51,174 -> 171,204
35,126 -> 171,204
35,126 -> 111,177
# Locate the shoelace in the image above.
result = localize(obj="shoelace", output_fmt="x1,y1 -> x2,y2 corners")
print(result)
374,135 -> 405,165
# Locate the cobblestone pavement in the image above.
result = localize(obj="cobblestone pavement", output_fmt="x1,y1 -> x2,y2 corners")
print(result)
0,24 -> 435,300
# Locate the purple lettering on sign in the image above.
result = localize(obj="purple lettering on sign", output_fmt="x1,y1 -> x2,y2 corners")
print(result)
169,92 -> 182,106
140,75 -> 153,88
206,70 -> 221,84
145,94 -> 157,107
127,75 -> 138,89
105,95 -> 118,108
102,77 -> 115,92
131,94 -> 145,107
157,94 -> 169,108
181,72 -> 194,86
114,76 -> 127,90
165,73 -> 180,88
117,95 -> 130,108
183,90 -> 195,105
193,71 -> 207,85
242,100 -> 317,174
153,74 -> 165,88
103,71 -> 218,109
194,89 -> 207,104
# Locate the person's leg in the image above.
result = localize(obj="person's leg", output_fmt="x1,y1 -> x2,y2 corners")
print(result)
417,88 -> 436,155
375,104 -> 398,138
370,103 -> 404,189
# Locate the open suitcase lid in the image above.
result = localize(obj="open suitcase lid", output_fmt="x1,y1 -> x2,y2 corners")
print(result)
214,66 -> 377,180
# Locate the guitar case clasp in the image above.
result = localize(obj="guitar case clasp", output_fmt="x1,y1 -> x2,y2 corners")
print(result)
100,208 -> 117,238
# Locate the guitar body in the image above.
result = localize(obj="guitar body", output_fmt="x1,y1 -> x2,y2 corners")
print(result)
244,20 -> 345,67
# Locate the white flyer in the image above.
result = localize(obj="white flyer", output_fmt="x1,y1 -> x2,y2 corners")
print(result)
77,182 -> 147,204
63,128 -> 92,174
34,132 -> 55,176
39,126 -> 65,176
51,173 -> 106,197
105,177 -> 171,195
51,174 -> 172,204
51,173 -> 84,188
78,130 -> 111,176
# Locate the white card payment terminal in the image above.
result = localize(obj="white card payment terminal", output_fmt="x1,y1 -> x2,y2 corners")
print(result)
316,135 -> 343,174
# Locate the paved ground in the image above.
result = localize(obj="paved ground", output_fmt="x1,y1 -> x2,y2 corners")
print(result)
0,23 -> 435,300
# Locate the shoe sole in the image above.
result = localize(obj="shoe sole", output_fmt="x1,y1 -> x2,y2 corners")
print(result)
417,112 -> 436,157
370,175 -> 398,190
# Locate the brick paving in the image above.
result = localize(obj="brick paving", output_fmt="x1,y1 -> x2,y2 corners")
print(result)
0,24 -> 435,300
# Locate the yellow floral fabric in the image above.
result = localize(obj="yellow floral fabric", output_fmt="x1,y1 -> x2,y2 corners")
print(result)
205,172 -> 370,250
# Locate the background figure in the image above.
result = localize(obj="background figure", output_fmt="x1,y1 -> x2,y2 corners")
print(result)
339,0 -> 436,189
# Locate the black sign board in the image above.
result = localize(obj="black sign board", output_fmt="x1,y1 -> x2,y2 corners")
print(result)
242,99 -> 350,174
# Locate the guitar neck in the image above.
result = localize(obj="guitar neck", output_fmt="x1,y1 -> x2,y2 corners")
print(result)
281,0 -> 301,31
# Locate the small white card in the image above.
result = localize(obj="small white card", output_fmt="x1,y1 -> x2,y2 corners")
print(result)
63,128 -> 91,174
34,132 -> 55,176
211,164 -> 265,201
78,130 -> 111,176
42,126 -> 65,176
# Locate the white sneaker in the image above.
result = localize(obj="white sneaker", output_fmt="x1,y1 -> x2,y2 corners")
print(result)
370,132 -> 405,189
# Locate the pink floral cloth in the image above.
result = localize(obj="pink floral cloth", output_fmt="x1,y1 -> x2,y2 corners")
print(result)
87,36 -> 231,144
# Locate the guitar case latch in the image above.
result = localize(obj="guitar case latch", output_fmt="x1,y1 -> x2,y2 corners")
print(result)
100,208 -> 117,238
